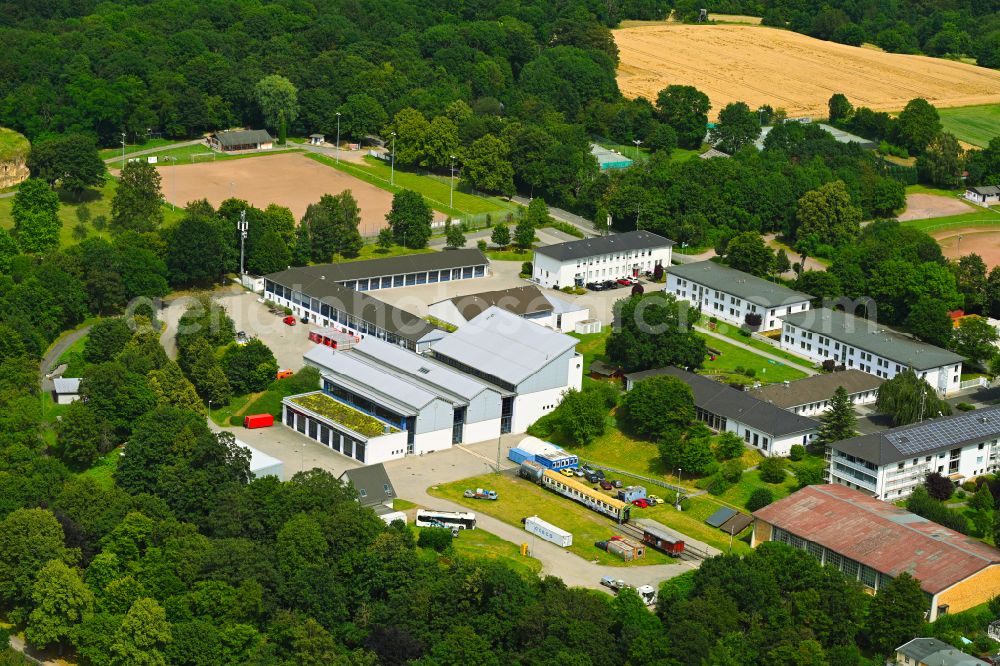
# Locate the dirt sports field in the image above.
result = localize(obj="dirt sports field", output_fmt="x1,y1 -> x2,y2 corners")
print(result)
896,194 -> 976,222
158,153 -> 393,235
935,229 -> 1000,267
614,24 -> 1000,118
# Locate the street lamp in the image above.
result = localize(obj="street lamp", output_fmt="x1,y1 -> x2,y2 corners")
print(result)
335,112 -> 341,164
207,400 -> 212,423
957,234 -> 964,255
675,468 -> 683,510
449,155 -> 456,209
238,209 -> 248,277
632,138 -> 642,159
390,131 -> 397,186
120,132 -> 126,170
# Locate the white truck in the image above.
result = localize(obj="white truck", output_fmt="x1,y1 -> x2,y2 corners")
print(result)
523,515 -> 573,547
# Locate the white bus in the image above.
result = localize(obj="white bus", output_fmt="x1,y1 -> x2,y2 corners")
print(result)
415,509 -> 477,533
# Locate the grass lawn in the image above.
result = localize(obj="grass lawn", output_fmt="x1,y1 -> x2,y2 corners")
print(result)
345,244 -> 434,262
307,154 -> 519,220
79,448 -> 121,490
436,527 -> 543,578
939,104 -> 1000,148
56,333 -> 89,378
428,473 -> 680,567
98,137 -> 179,160
0,128 -> 29,162
700,319 -> 815,367
900,206 -> 1000,234
0,178 -> 185,247
905,184 -> 966,198
699,333 -> 808,384
209,392 -> 259,427
713,468 -> 799,509
485,248 -> 533,262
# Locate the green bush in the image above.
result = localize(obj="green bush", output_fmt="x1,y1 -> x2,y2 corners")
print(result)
956,402 -> 976,412
229,415 -> 242,426
521,261 -> 532,275
788,444 -> 806,461
759,457 -> 786,484
720,459 -> 743,483
746,487 -> 774,512
417,527 -> 453,552
706,476 -> 732,496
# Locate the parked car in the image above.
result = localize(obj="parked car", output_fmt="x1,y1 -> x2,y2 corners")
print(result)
282,315 -> 296,326
591,468 -> 606,481
616,278 -> 632,286
585,282 -> 604,291
631,498 -> 649,508
602,280 -> 619,290
611,480 -> 623,488
599,480 -> 613,490
647,494 -> 663,506
463,488 -> 498,500
584,471 -> 601,483
574,468 -> 586,477
276,369 -> 294,380
299,316 -> 309,324
560,468 -> 575,477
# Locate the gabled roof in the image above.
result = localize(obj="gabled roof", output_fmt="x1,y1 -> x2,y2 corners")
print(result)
829,404 -> 1000,466
781,308 -> 964,370
213,129 -> 272,147
440,285 -> 553,322
430,306 -> 578,386
754,484 -> 1000,595
699,148 -> 730,159
749,370 -> 883,409
340,463 -> 395,506
624,367 -> 818,437
896,638 -> 989,666
53,377 -> 80,394
266,249 -> 488,286
969,185 -> 1000,196
666,260 -> 812,308
534,230 -> 673,263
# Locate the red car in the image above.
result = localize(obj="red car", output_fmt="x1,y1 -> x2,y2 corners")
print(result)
631,498 -> 649,508
283,315 -> 296,326
599,480 -> 613,490
616,278 -> 633,286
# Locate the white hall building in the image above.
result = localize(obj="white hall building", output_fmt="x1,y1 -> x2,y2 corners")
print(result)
531,230 -> 673,289
780,308 -> 964,395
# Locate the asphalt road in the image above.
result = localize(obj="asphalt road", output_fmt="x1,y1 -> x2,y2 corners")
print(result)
39,325 -> 91,393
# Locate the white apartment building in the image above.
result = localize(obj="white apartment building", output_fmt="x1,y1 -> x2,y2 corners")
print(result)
532,230 -> 673,289
665,261 -> 812,331
827,405 -> 1000,501
780,308 -> 964,395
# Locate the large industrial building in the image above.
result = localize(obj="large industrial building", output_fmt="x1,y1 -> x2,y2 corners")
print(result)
779,308 -> 964,395
429,306 -> 583,434
825,405 -> 1000,500
531,230 -> 673,289
623,367 -> 818,457
752,484 -> 1000,621
665,260 -> 813,331
427,285 -> 590,333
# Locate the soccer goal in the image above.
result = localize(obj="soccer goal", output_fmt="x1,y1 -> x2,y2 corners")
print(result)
190,152 -> 217,163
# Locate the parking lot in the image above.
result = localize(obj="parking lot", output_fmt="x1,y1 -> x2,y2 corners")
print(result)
160,285 -> 315,371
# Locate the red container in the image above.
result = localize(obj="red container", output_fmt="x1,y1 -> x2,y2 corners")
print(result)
244,413 -> 274,429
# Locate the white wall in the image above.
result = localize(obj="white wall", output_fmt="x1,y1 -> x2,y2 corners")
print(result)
787,388 -> 879,417
666,274 -> 810,330
724,419 -> 814,457
463,417 -> 502,444
55,393 -> 80,405
551,306 -> 591,332
780,322 -> 962,395
512,386 -> 568,434
427,299 -> 467,327
533,245 -> 672,289
412,428 -> 454,456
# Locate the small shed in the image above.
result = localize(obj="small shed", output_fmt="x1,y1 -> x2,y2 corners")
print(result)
590,144 -> 633,170
608,537 -> 646,561
589,360 -> 624,380
966,186 -> 1000,205
236,439 -> 284,480
309,133 -> 325,145
705,506 -> 738,528
53,377 -> 81,405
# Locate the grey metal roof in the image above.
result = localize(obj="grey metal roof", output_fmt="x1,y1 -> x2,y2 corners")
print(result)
666,260 -> 813,308
896,638 -> 989,666
213,129 -> 272,147
781,308 -> 964,371
624,367 -> 819,437
749,370 -> 883,409
830,404 -> 1000,466
53,377 -> 80,394
350,336 -> 494,403
430,306 -> 579,386
705,506 -> 737,527
339,463 -> 395,507
533,230 -> 673,263
634,519 -> 685,544
266,249 -> 488,286
969,186 -> 1000,196
304,345 -> 437,414
443,285 -> 553,321
267,277 -> 439,344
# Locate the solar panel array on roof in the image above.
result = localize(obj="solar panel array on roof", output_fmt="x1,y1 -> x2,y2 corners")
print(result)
705,506 -> 737,527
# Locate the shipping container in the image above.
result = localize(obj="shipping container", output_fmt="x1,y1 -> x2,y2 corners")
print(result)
608,537 -> 645,561
243,413 -> 274,429
523,515 -> 573,547
508,447 -> 534,465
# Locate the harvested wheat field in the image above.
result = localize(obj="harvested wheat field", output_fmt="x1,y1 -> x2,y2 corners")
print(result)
157,152 -> 395,235
614,24 -> 1000,118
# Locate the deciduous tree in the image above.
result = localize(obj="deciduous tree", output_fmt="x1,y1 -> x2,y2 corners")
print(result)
339,94 -> 387,140
875,370 -> 952,426
917,132 -> 963,188
622,376 -> 694,439
0,508 -> 66,611
444,221 -> 466,249
386,190 -> 432,249
11,178 -> 60,254
894,98 -> 941,155
490,224 -> 510,249
795,181 -> 861,248
828,93 -> 853,124
111,161 -> 163,233
220,339 -> 278,395
255,75 -> 298,130
709,102 -> 761,154
110,597 -> 172,666
27,134 -> 106,200
864,573 -> 926,656
656,85 -> 711,149
462,134 -> 514,197
723,232 -> 774,277
55,401 -> 109,470
26,559 -> 94,653
905,297 -> 953,348
607,293 -> 707,372
952,315 -> 998,365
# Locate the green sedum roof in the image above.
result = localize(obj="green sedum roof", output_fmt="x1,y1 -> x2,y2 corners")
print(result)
288,391 -> 397,438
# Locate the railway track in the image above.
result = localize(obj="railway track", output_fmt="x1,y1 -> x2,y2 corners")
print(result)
616,521 -> 711,563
